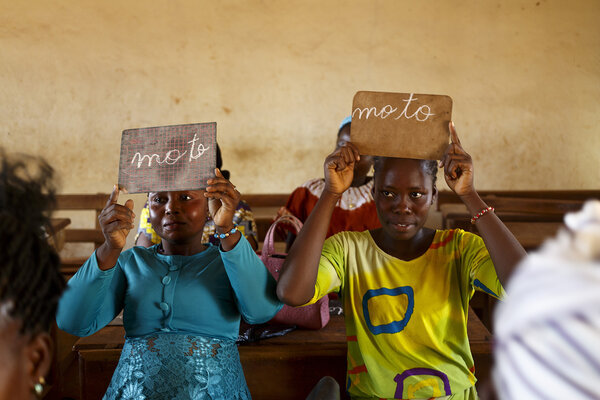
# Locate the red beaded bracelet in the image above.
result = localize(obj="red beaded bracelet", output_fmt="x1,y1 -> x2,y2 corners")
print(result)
470,206 -> 495,224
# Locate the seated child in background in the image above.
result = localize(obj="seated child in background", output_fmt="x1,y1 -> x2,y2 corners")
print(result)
136,144 -> 259,250
277,123 -> 526,399
0,150 -> 66,400
57,169 -> 282,399
279,116 -> 380,250
493,200 -> 600,399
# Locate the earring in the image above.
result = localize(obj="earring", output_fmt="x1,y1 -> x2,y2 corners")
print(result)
34,377 -> 46,397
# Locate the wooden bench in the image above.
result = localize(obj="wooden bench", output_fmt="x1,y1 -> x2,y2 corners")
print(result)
436,189 -> 600,211
54,191 -> 600,273
53,193 -> 290,272
72,309 -> 491,400
55,193 -> 108,278
440,194 -> 591,251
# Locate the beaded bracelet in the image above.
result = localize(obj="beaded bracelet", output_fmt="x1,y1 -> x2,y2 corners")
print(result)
214,225 -> 238,239
470,206 -> 495,224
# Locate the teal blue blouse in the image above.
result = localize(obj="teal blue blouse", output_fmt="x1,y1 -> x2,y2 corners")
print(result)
57,236 -> 282,340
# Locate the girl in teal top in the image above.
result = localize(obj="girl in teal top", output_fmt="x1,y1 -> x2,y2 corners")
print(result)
57,169 -> 282,399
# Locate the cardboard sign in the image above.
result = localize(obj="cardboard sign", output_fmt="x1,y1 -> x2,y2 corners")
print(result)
118,122 -> 217,193
351,91 -> 452,160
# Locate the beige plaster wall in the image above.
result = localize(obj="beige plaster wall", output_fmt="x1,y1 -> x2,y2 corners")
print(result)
2,0 -> 599,198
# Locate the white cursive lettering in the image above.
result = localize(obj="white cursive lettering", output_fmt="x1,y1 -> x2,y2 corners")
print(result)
130,134 -> 210,168
352,93 -> 436,123
187,134 -> 210,161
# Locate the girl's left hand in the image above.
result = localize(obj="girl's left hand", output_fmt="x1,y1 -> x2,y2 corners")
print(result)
441,122 -> 475,197
205,168 -> 241,229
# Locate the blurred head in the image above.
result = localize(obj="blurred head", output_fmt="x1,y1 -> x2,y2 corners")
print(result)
336,119 -> 373,183
216,144 -> 230,180
148,190 -> 208,245
372,157 -> 437,241
0,150 -> 65,400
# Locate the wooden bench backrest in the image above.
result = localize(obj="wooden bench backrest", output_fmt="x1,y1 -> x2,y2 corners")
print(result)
56,190 -> 598,253
439,192 -> 598,252
480,195 -> 584,215
56,193 -> 108,247
437,190 -> 600,211
55,194 -> 108,275
54,193 -> 289,273
242,194 -> 289,243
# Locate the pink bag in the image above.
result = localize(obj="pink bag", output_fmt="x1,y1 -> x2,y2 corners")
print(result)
260,215 -> 330,329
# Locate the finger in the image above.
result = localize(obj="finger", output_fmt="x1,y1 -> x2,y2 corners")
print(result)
445,161 -> 460,180
338,147 -> 353,168
443,152 -> 452,174
100,204 -> 135,223
334,155 -> 349,172
207,170 -> 236,187
439,148 -> 451,168
205,191 -> 234,202
205,186 -> 240,206
105,219 -> 135,232
204,191 -> 223,200
446,157 -> 470,180
444,151 -> 471,166
325,152 -> 348,171
343,145 -> 360,167
124,199 -> 135,213
446,142 -> 461,156
343,142 -> 361,162
205,191 -> 238,211
207,178 -> 228,187
106,185 -> 120,208
100,213 -> 134,230
205,182 -> 236,195
325,157 -> 340,171
444,154 -> 459,179
449,121 -> 461,146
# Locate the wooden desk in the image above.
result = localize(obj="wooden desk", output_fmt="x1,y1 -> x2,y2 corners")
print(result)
72,310 -> 491,400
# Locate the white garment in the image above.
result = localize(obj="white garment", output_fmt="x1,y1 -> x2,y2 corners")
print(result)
493,200 -> 600,400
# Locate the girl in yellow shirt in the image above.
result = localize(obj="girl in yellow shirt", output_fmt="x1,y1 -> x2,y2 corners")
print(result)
278,123 -> 526,400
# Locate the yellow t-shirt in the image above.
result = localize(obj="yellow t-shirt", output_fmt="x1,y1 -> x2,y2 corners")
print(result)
306,229 -> 503,399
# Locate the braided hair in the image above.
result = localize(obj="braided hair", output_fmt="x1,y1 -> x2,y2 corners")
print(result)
373,157 -> 438,188
0,149 -> 66,335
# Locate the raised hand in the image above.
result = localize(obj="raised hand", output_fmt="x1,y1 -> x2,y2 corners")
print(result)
205,168 -> 241,230
324,142 -> 361,196
441,122 -> 475,197
97,186 -> 135,250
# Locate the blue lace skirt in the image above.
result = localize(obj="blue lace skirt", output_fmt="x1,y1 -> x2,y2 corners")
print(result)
103,333 -> 251,400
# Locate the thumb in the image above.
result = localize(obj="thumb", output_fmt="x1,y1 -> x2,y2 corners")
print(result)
124,199 -> 135,212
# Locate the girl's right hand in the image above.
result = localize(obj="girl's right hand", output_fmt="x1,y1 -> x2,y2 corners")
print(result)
98,186 -> 135,250
323,142 -> 361,196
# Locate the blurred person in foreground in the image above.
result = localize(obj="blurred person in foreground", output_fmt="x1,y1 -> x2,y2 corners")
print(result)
0,149 -> 66,399
493,200 -> 600,400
